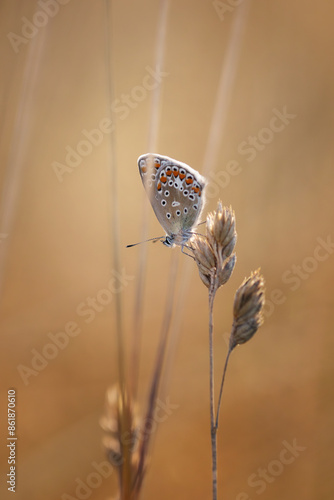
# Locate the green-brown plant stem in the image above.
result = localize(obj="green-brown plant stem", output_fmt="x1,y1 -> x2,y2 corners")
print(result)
209,274 -> 218,500
133,253 -> 178,498
118,385 -> 132,500
130,0 -> 169,402
104,2 -> 132,497
215,346 -> 232,431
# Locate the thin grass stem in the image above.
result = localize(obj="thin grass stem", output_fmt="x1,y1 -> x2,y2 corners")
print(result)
104,2 -> 132,498
131,0 -> 169,400
202,0 -> 250,177
209,277 -> 218,500
134,251 -> 178,497
0,23 -> 46,298
215,346 -> 232,431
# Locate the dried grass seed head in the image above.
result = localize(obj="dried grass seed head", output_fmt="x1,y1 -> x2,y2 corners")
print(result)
218,253 -> 236,287
230,269 -> 265,349
189,235 -> 215,288
190,202 -> 237,289
101,384 -> 141,468
190,234 -> 216,272
207,202 -> 236,260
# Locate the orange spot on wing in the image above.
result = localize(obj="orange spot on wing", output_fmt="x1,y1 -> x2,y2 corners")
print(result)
192,186 -> 199,193
179,173 -> 186,180
157,182 -> 162,190
186,178 -> 193,185
160,176 -> 167,183
141,166 -> 147,173
166,168 -> 172,176
173,170 -> 179,177
154,161 -> 160,169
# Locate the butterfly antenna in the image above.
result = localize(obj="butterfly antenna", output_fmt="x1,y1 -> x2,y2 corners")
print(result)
126,236 -> 164,248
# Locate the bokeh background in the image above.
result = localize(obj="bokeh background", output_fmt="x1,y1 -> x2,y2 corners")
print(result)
1,1 -> 334,499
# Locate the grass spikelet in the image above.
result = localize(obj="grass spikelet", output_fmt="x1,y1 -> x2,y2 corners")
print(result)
230,269 -> 265,350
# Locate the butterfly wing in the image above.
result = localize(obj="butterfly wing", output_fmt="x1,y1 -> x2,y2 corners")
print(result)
138,153 -> 206,239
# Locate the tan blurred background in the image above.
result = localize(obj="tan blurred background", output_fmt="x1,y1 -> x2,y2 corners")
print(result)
1,1 -> 334,499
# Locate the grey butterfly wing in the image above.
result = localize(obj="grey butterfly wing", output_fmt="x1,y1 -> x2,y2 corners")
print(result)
138,153 -> 206,238
137,153 -> 169,231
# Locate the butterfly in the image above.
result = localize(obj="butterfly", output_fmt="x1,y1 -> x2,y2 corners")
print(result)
136,153 -> 206,249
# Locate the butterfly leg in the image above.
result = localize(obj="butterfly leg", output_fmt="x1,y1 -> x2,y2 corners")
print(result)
181,244 -> 195,260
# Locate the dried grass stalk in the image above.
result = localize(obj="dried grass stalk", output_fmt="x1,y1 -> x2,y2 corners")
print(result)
190,201 -> 265,500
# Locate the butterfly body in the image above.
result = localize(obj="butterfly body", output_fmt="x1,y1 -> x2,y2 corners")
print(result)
138,153 -> 206,248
